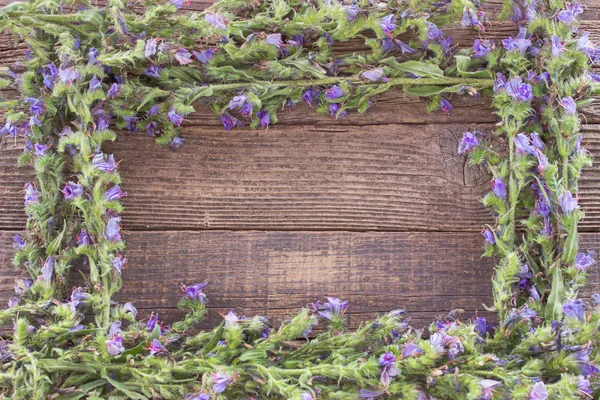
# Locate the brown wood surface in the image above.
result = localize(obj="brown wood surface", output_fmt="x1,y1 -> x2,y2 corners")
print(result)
1,0 -> 600,330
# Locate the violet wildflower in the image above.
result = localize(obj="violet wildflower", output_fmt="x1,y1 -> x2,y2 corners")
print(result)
329,103 -> 347,119
108,83 -> 119,98
170,137 -> 184,148
224,310 -> 241,328
440,98 -> 453,114
145,38 -> 158,57
325,85 -> 345,100
506,77 -> 532,102
575,250 -> 595,270
211,372 -> 233,394
536,199 -> 550,218
77,228 -> 91,246
24,182 -> 40,205
402,343 -> 423,357
491,178 -> 506,199
97,115 -> 111,131
551,35 -> 565,58
59,67 -> 80,85
124,116 -> 138,133
182,283 -> 207,303
577,377 -> 592,395
204,12 -> 227,30
0,122 -> 18,137
104,185 -> 127,201
34,143 -> 48,156
89,75 -> 102,91
92,152 -> 118,173
535,149 -> 548,172
88,47 -> 99,65
147,338 -> 168,355
124,302 -> 137,318
109,321 -> 122,337
315,297 -> 349,320
558,191 -> 578,214
458,131 -> 479,154
379,14 -> 396,36
561,96 -> 577,115
171,0 -> 184,8
40,257 -> 54,284
146,105 -> 160,117
220,113 -> 243,130
362,68 -> 387,82
379,351 -> 399,386
41,62 -> 59,89
175,48 -> 193,65
62,182 -> 84,200
300,393 -> 313,400
514,133 -> 536,154
112,255 -> 127,274
482,229 -> 495,245
531,132 -> 545,149
473,39 -> 494,58
577,32 -> 595,57
302,88 -> 320,105
265,33 -> 282,48
193,49 -> 214,64
144,65 -> 162,78
345,4 -> 360,20
69,287 -> 89,312
359,389 -> 384,399
478,380 -> 501,400
105,216 -> 122,242
256,110 -> 270,129
563,300 -> 585,321
8,297 -> 20,308
13,234 -> 26,249
147,314 -> 159,331
529,381 -> 548,400
168,109 -> 184,126
25,97 -> 43,115
474,316 -> 487,336
572,349 -> 600,376
105,334 -> 125,356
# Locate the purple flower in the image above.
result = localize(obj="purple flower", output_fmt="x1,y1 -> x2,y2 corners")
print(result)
379,351 -> 399,386
220,113 -> 243,130
529,381 -> 548,400
124,302 -> 137,318
345,4 -> 360,21
104,185 -> 127,201
24,182 -> 40,205
224,310 -> 241,328
205,12 -> 227,30
144,66 -> 162,78
531,132 -> 545,149
0,122 -> 18,137
479,379 -> 501,400
147,314 -> 159,331
25,97 -> 43,115
514,133 -> 536,154
171,137 -> 184,148
577,377 -> 592,395
402,343 -> 423,357
265,33 -> 282,48
88,47 -> 99,65
105,216 -> 122,242
359,389 -> 384,399
557,9 -> 575,23
314,297 -> 349,320
502,36 -> 531,54
108,83 -> 120,98
109,321 -> 122,337
145,38 -> 158,57
69,287 -> 89,312
183,283 -> 208,303
8,297 -> 20,308
575,250 -> 595,270
112,255 -> 127,274
473,39 -> 494,58
506,77 -> 532,102
13,234 -> 26,249
256,110 -> 270,129
551,35 -> 565,58
41,62 -> 59,89
77,228 -> 91,246
40,257 -> 54,284
440,98 -> 453,114
168,109 -> 184,126
34,143 -> 48,156
62,182 -> 84,200
193,49 -> 214,64
458,131 -> 479,154
146,105 -> 160,117
147,338 -> 168,355
328,103 -> 347,119
105,334 -> 125,356
561,96 -> 577,115
535,149 -> 548,172
300,393 -> 313,400
59,67 -> 80,85
473,316 -> 487,336
482,229 -> 495,245
302,88 -> 320,105
491,178 -> 506,199
563,300 -> 585,321
171,0 -> 184,8
325,85 -> 345,100
92,152 -> 118,173
577,32 -> 595,57
379,14 -> 396,36
559,191 -> 578,214
124,116 -> 139,133
211,372 -> 233,393
362,68 -> 387,82
175,48 -> 193,65
89,75 -> 102,91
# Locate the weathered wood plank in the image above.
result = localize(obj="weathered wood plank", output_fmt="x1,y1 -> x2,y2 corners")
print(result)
2,230 -> 599,330
3,124 -> 600,232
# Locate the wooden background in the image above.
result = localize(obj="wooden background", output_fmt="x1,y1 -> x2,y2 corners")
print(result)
1,0 -> 600,330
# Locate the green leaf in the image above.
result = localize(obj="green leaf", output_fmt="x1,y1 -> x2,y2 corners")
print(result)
561,218 -> 578,264
545,264 -> 564,321
38,359 -> 96,374
404,84 -> 465,96
136,87 -> 171,111
101,369 -> 147,400
394,60 -> 444,78
202,322 -> 225,353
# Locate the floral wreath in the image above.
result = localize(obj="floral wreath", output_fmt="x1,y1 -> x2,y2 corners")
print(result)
0,0 -> 599,399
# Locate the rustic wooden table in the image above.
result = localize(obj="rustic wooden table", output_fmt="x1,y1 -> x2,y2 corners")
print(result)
1,0 -> 599,330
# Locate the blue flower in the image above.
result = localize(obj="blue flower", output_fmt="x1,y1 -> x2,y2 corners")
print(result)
24,182 -> 41,205
108,83 -> 119,98
473,39 -> 494,58
123,302 -> 137,318
147,314 -> 159,331
62,182 -> 84,200
362,68 -> 387,82
77,228 -> 91,246
205,12 -> 227,30
144,65 -> 162,78
170,137 -> 184,148
563,300 -> 585,321
104,185 -> 127,201
575,250 -> 595,270
561,96 -> 577,115
13,234 -> 26,249
482,229 -> 495,245
491,178 -> 506,199
41,62 -> 59,89
505,77 -> 532,102
402,343 -> 423,357
147,338 -> 168,355
220,113 -> 243,130
34,143 -> 48,156
59,67 -> 80,85
88,48 -> 100,65
105,216 -> 122,242
458,131 -> 479,154
265,33 -> 282,48
514,133 -> 536,154
105,334 -> 125,356
40,257 -> 54,284
440,98 -> 453,114
551,35 -> 565,58
145,38 -> 158,57
175,48 -> 193,65
89,75 -> 102,91
192,49 -> 214,64
182,283 -> 207,303
256,110 -> 270,129
558,191 -> 578,214
379,14 -> 396,36
325,85 -> 345,100
168,109 -> 184,126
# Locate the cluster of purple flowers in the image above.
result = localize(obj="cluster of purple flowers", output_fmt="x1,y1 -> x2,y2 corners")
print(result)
311,297 -> 349,321
182,282 -> 207,303
458,131 -> 480,154
378,352 -> 399,386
